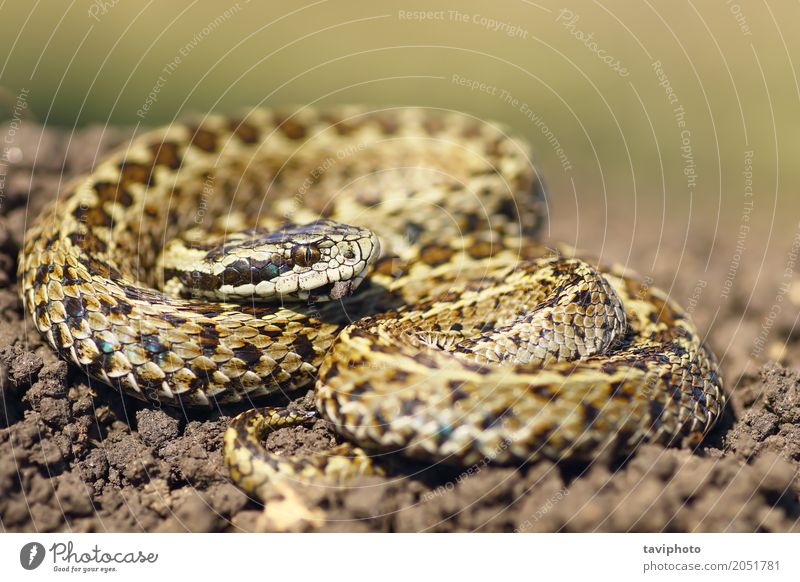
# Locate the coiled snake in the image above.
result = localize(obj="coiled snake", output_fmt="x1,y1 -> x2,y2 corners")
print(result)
19,107 -> 724,504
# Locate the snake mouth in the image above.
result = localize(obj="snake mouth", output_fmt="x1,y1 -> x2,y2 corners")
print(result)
306,276 -> 364,302
328,280 -> 354,300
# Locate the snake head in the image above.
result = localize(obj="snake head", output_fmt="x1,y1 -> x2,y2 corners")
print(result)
163,219 -> 381,302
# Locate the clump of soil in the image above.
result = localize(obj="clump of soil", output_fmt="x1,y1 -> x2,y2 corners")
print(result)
1,122 -> 798,532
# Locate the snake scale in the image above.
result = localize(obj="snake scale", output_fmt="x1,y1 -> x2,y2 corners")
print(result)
19,106 -> 724,503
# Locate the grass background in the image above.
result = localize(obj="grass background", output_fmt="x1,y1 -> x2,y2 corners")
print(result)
1,0 -> 798,279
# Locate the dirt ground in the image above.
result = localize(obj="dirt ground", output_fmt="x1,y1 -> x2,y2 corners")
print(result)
1,122 -> 798,532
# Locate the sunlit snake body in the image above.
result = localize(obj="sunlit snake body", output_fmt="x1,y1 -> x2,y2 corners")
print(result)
19,107 -> 724,503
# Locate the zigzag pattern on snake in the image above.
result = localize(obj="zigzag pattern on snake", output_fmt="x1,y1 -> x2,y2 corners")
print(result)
18,107 -> 724,503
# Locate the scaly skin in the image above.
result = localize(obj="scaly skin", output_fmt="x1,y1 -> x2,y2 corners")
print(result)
18,106 -> 724,505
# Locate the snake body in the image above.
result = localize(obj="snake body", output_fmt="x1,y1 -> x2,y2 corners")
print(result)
19,107 -> 724,502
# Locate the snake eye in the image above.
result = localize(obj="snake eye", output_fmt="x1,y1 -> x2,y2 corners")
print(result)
291,244 -> 321,267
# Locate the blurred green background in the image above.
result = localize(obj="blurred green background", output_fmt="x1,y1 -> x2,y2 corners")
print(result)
1,0 -> 798,241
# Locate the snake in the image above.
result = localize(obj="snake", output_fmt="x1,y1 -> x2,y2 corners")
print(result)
18,106 -> 725,504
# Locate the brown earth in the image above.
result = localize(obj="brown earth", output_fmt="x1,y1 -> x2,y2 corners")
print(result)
0,122 -> 798,532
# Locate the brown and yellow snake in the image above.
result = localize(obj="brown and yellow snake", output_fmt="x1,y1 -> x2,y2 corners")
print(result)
19,107 -> 724,503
